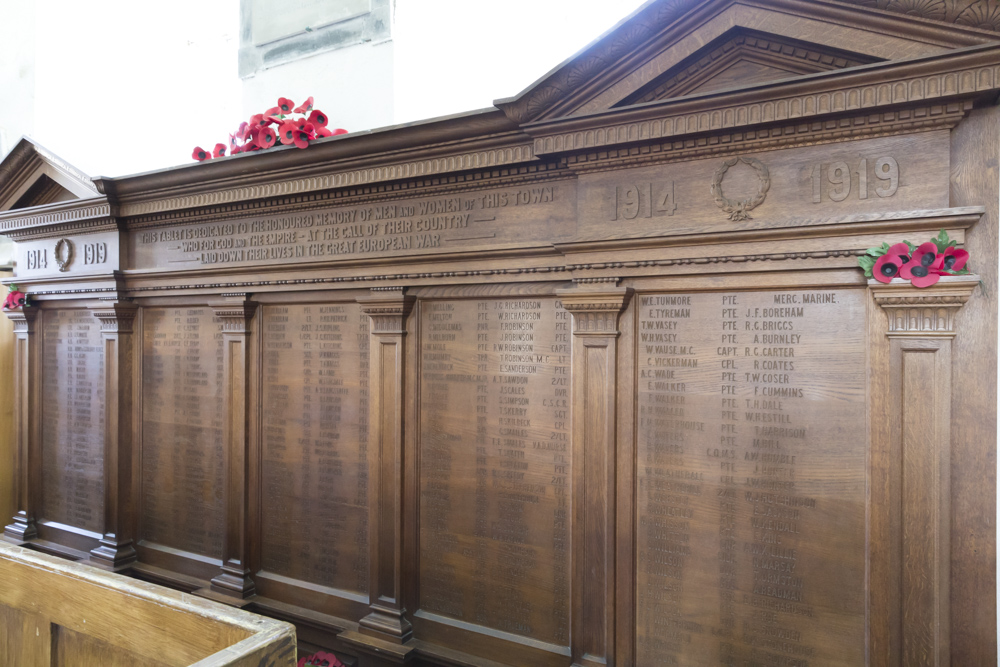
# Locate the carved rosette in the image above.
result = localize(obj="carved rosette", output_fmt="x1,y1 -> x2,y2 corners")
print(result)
557,286 -> 631,335
871,277 -> 978,337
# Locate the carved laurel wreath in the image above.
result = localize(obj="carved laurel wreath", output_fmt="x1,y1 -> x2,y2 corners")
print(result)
710,156 -> 770,221
54,238 -> 74,272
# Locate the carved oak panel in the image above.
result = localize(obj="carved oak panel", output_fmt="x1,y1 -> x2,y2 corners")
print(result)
417,297 -> 571,647
40,310 -> 104,534
260,302 -> 370,593
635,290 -> 867,666
140,308 -> 225,558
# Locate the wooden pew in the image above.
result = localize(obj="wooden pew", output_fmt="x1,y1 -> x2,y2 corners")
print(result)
0,543 -> 296,666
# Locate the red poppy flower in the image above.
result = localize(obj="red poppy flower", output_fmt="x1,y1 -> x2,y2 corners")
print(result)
315,126 -> 333,137
331,128 -> 348,136
212,143 -> 227,158
2,290 -> 25,310
258,126 -> 277,149
277,97 -> 295,114
278,121 -> 298,145
886,242 -> 912,264
236,122 -> 251,142
294,96 -> 314,113
933,246 -> 970,272
898,242 -> 942,287
297,651 -> 345,667
307,109 -> 328,127
192,146 -> 211,161
908,242 -> 939,270
249,113 -> 266,128
872,253 -> 907,283
293,126 -> 312,149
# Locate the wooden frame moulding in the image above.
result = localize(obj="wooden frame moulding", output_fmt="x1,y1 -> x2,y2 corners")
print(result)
88,300 -> 139,571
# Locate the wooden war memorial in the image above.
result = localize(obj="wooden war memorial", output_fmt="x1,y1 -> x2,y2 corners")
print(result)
0,0 -> 997,664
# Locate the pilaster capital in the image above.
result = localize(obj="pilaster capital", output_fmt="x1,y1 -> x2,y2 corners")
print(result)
5,305 -> 39,334
358,287 -> 414,335
556,281 -> 631,335
209,294 -> 257,334
91,300 -> 138,334
871,276 -> 978,338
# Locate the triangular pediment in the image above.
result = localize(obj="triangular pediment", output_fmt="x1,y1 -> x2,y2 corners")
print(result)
613,28 -> 881,106
0,137 -> 98,213
495,0 -> 1000,124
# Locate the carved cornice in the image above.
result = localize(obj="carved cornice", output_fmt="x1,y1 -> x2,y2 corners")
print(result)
358,288 -> 414,335
527,44 -> 995,155
871,276 -> 978,336
209,296 -> 257,334
122,163 -> 568,232
5,307 -> 39,333
118,144 -> 536,219
837,0 -> 1000,30
560,102 -> 968,172
0,198 -> 117,241
557,285 -> 631,335
91,301 -> 138,334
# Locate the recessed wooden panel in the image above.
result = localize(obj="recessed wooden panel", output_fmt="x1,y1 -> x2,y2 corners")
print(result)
130,183 -> 574,272
418,297 -> 571,647
635,289 -> 866,665
578,132 -> 949,242
52,624 -> 172,667
260,303 -> 369,594
41,309 -> 104,533
141,308 -> 224,558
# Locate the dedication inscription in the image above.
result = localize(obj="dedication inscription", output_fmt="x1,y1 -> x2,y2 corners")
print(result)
418,297 -> 571,646
41,310 -> 105,533
131,184 -> 571,271
141,308 -> 225,558
635,290 -> 866,666
260,303 -> 370,593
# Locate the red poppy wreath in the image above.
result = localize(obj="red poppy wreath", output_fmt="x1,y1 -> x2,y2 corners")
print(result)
297,650 -> 345,667
192,96 -> 347,161
858,230 -> 970,288
1,283 -> 26,310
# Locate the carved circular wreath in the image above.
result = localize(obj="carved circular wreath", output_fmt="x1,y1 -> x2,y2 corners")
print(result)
711,156 -> 770,221
54,238 -> 74,272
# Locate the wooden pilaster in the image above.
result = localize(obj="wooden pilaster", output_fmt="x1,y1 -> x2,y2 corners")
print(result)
209,296 -> 257,600
88,301 -> 138,570
557,282 -> 630,667
3,307 -> 40,543
357,287 -> 415,644
871,277 -> 978,667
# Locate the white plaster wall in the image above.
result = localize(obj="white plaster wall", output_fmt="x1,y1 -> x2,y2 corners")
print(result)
392,0 -> 649,125
241,38 -> 395,135
0,1 -> 37,157
0,239 -> 12,269
4,0 -> 241,177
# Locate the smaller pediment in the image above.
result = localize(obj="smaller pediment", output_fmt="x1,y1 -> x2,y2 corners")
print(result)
0,137 -> 97,213
614,29 -> 881,106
